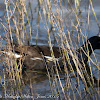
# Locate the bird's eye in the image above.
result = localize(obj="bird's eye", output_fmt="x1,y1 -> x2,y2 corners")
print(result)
23,53 -> 28,56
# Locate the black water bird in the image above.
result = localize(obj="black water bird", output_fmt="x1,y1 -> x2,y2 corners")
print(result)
1,36 -> 100,86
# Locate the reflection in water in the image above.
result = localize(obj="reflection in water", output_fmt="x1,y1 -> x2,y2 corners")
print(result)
22,71 -> 48,84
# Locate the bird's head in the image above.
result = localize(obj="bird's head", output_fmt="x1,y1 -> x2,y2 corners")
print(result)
88,36 -> 100,50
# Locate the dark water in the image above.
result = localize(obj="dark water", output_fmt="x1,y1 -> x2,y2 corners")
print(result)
0,0 -> 100,99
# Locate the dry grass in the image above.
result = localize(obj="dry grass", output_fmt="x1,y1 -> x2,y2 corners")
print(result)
0,0 -> 99,99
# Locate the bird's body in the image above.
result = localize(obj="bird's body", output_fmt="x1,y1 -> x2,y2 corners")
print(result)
13,45 -> 62,71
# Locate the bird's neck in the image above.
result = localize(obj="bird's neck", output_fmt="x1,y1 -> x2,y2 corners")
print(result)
81,42 -> 93,56
76,41 -> 94,64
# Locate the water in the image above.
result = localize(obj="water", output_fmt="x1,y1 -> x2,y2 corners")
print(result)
0,0 -> 100,99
